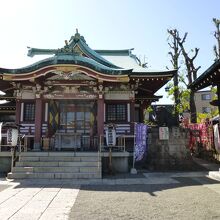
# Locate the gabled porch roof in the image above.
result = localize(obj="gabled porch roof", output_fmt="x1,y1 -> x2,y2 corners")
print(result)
189,59 -> 220,91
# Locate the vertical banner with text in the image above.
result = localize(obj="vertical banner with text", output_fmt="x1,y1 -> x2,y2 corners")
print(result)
134,123 -> 148,161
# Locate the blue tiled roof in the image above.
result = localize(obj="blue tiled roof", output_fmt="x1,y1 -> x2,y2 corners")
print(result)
0,54 -> 132,75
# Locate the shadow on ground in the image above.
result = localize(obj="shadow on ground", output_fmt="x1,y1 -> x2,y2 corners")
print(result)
69,176 -> 220,220
79,176 -> 220,194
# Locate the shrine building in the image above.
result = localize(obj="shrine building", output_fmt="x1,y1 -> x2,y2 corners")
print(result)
0,31 -> 175,152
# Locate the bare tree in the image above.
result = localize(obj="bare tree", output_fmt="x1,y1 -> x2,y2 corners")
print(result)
167,29 -> 181,124
213,18 -> 220,60
168,29 -> 201,123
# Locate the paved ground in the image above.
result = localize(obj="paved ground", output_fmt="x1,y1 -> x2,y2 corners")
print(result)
0,157 -> 219,220
0,184 -> 9,193
69,176 -> 220,220
0,179 -> 80,220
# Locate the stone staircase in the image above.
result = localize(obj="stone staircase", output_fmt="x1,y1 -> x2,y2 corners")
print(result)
7,152 -> 102,179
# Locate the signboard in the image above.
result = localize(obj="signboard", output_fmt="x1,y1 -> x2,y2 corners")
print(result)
159,127 -> 169,140
105,124 -> 116,147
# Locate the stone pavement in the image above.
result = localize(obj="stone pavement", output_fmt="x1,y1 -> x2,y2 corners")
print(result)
0,171 -> 213,220
0,179 -> 80,220
192,157 -> 220,181
0,157 -> 219,220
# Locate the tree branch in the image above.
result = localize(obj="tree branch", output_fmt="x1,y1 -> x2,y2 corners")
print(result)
191,48 -> 200,61
180,32 -> 188,44
168,42 -> 175,50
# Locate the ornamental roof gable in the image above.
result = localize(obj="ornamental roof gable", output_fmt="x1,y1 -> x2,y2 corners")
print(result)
28,29 -> 121,69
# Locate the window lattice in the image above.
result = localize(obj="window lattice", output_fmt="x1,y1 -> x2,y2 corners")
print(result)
106,104 -> 126,122
24,103 -> 35,121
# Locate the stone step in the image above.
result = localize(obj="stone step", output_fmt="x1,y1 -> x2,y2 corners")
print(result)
7,172 -> 101,179
19,156 -> 99,162
209,171 -> 220,181
12,166 -> 100,173
9,151 -> 102,180
16,161 -> 101,167
20,152 -> 99,157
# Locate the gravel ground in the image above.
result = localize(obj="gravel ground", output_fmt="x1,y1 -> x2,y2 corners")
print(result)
69,177 -> 220,220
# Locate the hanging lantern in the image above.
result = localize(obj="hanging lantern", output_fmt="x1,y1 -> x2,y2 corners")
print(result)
7,128 -> 18,147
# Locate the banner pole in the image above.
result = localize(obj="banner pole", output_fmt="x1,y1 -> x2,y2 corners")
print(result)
130,122 -> 137,174
132,127 -> 135,169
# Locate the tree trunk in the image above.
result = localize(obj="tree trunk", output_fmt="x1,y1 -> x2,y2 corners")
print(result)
173,72 -> 179,124
190,90 -> 197,123
213,18 -> 220,60
167,29 -> 200,123
167,29 -> 180,125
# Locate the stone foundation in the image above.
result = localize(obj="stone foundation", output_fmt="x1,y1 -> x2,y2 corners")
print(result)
0,152 -> 11,174
101,151 -> 130,173
146,126 -> 193,170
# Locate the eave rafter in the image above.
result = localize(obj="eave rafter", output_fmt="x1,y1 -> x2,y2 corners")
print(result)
130,75 -> 172,94
189,58 -> 220,91
192,69 -> 220,91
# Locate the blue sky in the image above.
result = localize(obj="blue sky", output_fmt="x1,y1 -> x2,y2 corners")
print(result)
0,0 -> 219,103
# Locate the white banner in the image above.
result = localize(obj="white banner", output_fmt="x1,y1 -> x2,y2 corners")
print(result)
214,124 -> 220,154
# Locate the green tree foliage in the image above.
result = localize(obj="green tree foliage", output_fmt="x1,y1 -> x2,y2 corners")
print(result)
166,81 -> 190,114
144,106 -> 156,125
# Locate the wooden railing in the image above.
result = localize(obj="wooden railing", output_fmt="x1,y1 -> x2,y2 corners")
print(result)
98,135 -> 130,152
0,134 -> 28,152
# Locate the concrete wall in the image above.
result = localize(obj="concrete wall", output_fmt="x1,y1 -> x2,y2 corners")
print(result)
101,151 -> 131,174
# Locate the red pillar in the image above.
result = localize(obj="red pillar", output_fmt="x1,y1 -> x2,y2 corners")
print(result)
97,95 -> 104,136
15,100 -> 21,124
34,97 -> 43,150
130,99 -> 135,134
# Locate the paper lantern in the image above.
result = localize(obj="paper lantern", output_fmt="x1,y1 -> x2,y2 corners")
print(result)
7,128 -> 18,147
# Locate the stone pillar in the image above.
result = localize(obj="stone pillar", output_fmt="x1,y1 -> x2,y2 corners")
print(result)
15,99 -> 21,124
34,97 -> 43,151
97,94 -> 104,136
